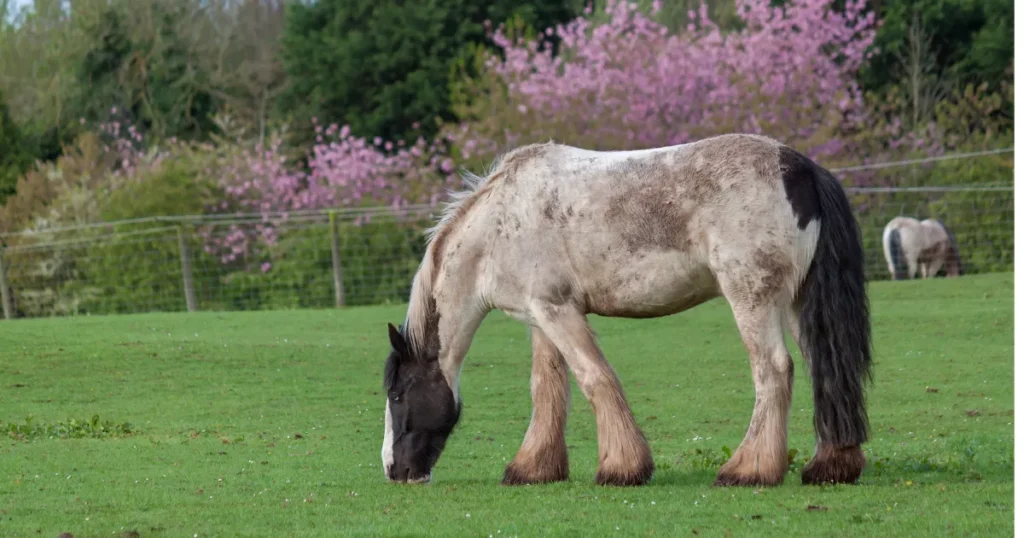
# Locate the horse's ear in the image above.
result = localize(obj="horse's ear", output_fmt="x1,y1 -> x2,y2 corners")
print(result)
388,323 -> 407,353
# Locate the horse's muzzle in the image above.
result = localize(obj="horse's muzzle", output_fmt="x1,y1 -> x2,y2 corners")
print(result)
387,465 -> 431,484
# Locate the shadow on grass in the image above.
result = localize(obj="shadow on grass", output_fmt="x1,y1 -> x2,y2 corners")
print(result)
649,468 -> 718,487
860,456 -> 1014,484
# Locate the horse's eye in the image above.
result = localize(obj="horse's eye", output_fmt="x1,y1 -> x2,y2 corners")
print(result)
390,393 -> 400,402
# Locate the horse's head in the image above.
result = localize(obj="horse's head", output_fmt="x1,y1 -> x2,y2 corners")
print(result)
928,218 -> 964,277
381,323 -> 460,484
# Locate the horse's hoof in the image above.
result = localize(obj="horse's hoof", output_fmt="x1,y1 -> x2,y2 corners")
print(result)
501,461 -> 568,485
713,470 -> 784,487
594,463 -> 654,487
801,445 -> 865,485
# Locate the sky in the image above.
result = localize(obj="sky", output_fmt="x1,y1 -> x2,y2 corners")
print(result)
6,0 -> 33,20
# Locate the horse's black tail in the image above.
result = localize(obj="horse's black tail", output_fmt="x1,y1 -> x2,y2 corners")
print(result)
887,228 -> 909,280
933,219 -> 963,277
789,151 -> 872,473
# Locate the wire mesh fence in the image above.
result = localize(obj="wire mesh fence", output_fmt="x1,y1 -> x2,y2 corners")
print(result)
0,184 -> 1012,320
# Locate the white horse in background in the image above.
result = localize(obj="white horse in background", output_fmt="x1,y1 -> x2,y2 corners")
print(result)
882,216 -> 963,280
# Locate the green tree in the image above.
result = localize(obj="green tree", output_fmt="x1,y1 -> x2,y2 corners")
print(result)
859,0 -> 1013,105
277,0 -> 582,144
74,7 -> 133,125
0,88 -> 33,203
73,2 -> 219,140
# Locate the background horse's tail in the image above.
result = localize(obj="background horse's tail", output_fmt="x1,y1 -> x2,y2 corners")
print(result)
796,163 -> 872,456
933,218 -> 963,276
886,227 -> 909,280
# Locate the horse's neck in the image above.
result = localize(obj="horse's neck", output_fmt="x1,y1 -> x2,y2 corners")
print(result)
406,250 -> 485,399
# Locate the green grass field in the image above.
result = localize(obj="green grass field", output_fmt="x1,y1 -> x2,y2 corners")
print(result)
0,273 -> 1013,537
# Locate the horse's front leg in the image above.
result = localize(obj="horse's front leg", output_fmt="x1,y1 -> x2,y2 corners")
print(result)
503,327 -> 571,485
528,300 -> 654,486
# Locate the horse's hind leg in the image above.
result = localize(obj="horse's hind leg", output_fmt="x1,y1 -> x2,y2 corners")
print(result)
528,300 -> 654,486
785,303 -> 866,485
503,327 -> 571,485
714,293 -> 794,487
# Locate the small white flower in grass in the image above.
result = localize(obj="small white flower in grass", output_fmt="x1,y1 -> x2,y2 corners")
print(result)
466,513 -> 471,518
651,501 -> 656,505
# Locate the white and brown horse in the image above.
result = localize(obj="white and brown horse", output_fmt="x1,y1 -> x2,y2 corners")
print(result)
882,216 -> 962,280
381,134 -> 872,488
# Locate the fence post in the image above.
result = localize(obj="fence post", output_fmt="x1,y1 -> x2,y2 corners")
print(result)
177,225 -> 198,313
0,247 -> 12,320
329,211 -> 346,308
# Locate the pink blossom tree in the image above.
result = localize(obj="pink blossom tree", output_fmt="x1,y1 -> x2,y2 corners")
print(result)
201,119 -> 458,266
451,0 -> 880,166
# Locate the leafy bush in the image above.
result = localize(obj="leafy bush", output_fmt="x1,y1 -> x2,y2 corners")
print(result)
0,132 -> 117,235
213,215 -> 430,311
66,147 -> 228,315
4,140 -> 227,317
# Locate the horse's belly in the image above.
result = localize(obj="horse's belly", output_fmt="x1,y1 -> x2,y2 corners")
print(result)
582,251 -> 720,318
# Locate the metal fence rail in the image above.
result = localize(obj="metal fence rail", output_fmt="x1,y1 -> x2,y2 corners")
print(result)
0,184 -> 1013,319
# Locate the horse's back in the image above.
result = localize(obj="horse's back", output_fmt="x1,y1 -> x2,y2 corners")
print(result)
885,216 -> 921,233
508,134 -> 808,258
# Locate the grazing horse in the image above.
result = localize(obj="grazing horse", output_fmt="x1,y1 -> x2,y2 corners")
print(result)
381,134 -> 872,488
882,216 -> 962,280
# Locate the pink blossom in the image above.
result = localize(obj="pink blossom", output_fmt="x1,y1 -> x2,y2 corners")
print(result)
457,0 -> 880,162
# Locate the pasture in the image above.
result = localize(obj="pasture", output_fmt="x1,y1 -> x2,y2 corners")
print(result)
0,272 -> 1013,537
